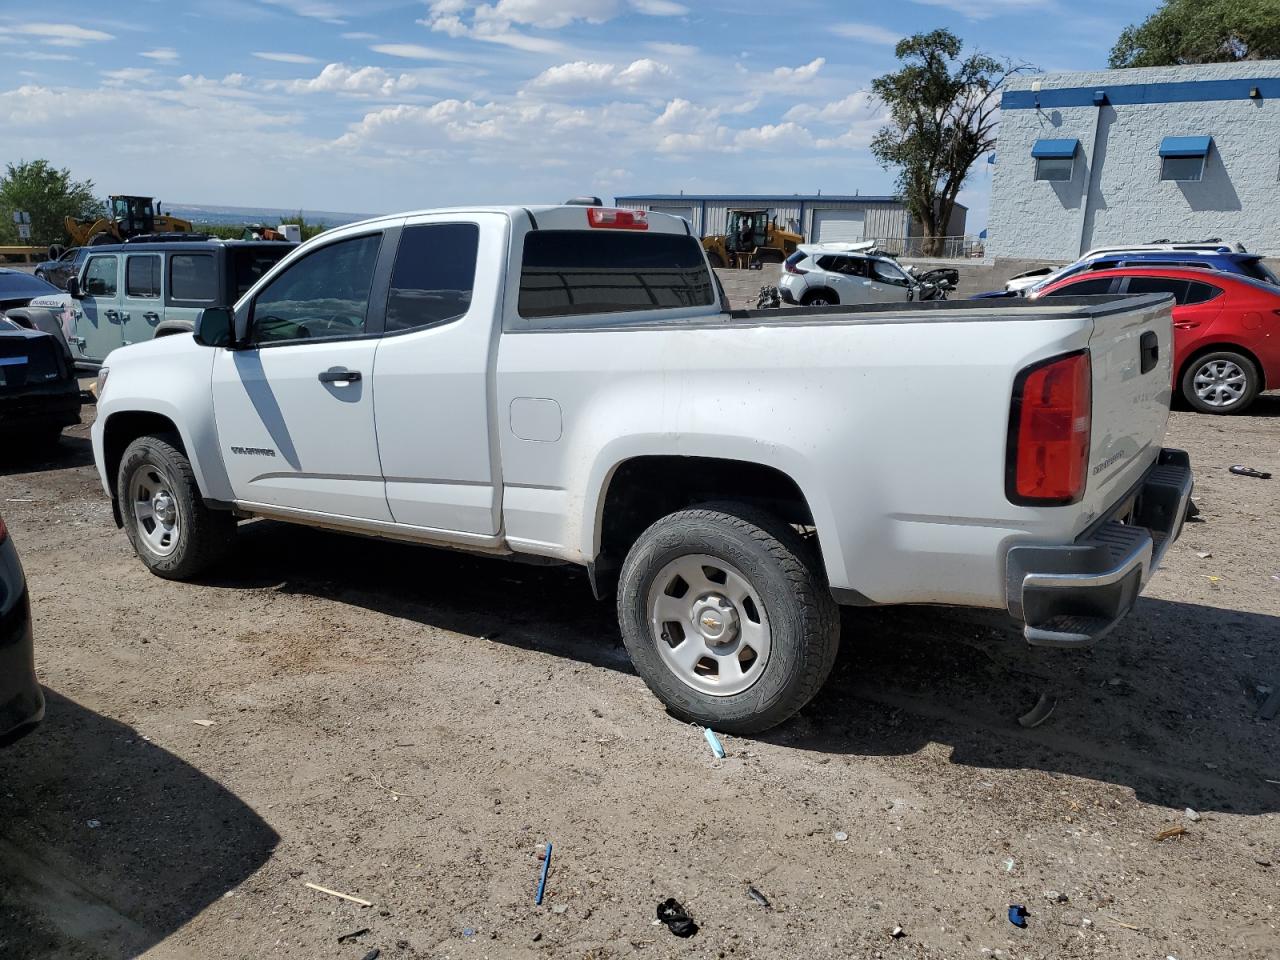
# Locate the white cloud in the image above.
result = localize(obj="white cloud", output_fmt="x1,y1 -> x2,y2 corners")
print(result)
644,41 -> 697,57
831,22 -> 901,46
258,0 -> 347,23
341,31 -> 378,40
783,91 -> 878,123
419,0 -> 688,52
771,57 -> 824,83
140,47 -> 180,62
734,122 -> 810,150
12,51 -> 76,62
630,0 -> 687,13
370,43 -> 463,61
102,67 -> 155,86
286,63 -> 425,97
527,58 -> 672,93
907,0 -> 1051,20
10,23 -> 113,47
253,51 -> 320,63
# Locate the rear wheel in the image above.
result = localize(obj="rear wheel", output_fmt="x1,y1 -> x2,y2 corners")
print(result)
617,502 -> 840,734
117,433 -> 236,579
801,289 -> 837,307
1181,350 -> 1260,414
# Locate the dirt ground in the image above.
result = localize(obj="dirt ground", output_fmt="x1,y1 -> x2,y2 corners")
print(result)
0,399 -> 1277,960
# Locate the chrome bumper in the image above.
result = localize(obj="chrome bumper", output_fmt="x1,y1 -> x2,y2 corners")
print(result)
1006,448 -> 1194,648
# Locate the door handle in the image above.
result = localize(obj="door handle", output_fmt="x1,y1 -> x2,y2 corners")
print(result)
318,368 -> 361,385
1139,330 -> 1159,374
104,309 -> 120,321
143,312 -> 160,322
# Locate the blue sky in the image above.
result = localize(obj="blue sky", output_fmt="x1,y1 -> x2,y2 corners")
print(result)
1,0 -> 1160,230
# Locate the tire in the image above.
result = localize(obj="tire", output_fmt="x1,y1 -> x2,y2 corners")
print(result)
617,502 -> 840,734
705,250 -> 725,269
801,289 -> 838,307
46,244 -> 65,261
1180,350 -> 1260,415
117,433 -> 235,579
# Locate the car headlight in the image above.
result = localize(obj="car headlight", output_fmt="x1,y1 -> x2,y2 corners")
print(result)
95,366 -> 109,399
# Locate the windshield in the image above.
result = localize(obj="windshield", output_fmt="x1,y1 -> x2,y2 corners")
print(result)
0,271 -> 59,298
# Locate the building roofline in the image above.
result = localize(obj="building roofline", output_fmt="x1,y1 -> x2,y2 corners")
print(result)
615,194 -> 967,212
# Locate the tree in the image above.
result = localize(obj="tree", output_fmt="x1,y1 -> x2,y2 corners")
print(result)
0,160 -> 101,248
1110,0 -> 1280,68
871,30 -> 1026,257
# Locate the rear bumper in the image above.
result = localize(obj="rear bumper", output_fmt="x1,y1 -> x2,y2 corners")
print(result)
0,382 -> 82,434
1006,448 -> 1194,647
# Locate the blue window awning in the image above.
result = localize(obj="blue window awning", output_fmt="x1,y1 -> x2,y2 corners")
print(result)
1159,136 -> 1212,158
1031,138 -> 1078,159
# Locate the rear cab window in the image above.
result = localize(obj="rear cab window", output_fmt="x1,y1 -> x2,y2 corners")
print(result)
518,229 -> 715,323
169,254 -> 218,304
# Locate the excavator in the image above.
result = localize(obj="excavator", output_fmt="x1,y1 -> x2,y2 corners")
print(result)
59,195 -> 195,255
701,209 -> 803,269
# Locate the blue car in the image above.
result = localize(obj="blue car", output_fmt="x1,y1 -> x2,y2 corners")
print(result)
973,250 -> 1279,299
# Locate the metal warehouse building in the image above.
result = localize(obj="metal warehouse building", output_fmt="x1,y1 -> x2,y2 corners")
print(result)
988,61 -> 1280,261
614,194 -> 967,251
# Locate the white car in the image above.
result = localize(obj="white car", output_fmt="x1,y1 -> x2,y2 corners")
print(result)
779,245 -> 917,306
1004,241 -> 1245,294
91,204 -> 1191,733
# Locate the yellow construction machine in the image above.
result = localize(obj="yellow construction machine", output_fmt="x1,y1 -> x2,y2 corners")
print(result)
63,195 -> 195,249
701,209 -> 802,268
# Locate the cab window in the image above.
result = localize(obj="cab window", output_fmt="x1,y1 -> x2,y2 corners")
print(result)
250,233 -> 382,345
1044,277 -> 1115,296
170,254 -> 218,302
126,255 -> 162,299
83,256 -> 118,297
872,260 -> 909,286
386,223 -> 479,333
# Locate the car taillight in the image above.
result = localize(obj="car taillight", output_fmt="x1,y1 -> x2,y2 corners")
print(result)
587,207 -> 648,230
1006,351 -> 1092,505
785,260 -> 808,275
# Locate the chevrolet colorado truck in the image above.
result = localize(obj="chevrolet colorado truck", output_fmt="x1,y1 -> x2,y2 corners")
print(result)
91,205 -> 1194,733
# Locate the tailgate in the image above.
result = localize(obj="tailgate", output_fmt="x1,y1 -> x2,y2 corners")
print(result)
1079,294 -> 1174,526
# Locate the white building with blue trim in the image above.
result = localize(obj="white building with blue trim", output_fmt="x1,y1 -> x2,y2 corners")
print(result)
988,61 -> 1280,261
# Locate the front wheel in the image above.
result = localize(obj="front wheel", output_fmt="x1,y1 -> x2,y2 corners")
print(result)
1181,350 -> 1260,414
617,502 -> 840,734
117,433 -> 236,579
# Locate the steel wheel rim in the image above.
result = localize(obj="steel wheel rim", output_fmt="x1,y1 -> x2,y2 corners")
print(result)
132,463 -> 181,557
1193,359 -> 1247,407
647,553 -> 771,697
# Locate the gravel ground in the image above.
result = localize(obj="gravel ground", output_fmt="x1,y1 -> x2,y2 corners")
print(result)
0,401 -> 1277,960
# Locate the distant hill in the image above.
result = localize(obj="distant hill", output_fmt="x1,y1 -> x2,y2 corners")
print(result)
162,202 -> 373,228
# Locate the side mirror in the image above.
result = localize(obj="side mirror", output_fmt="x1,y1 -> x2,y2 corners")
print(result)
193,306 -> 234,347
66,276 -> 83,299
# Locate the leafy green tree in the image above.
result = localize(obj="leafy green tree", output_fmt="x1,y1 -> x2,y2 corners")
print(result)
0,160 -> 102,248
871,30 -> 1026,257
1110,0 -> 1280,68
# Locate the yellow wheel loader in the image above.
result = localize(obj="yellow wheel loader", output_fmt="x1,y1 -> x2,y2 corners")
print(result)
701,209 -> 802,269
62,195 -> 195,252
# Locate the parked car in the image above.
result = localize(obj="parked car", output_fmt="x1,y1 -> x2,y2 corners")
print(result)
0,267 -> 61,316
779,245 -> 920,305
33,246 -> 88,289
1002,241 -> 1247,294
0,320 -> 83,444
92,204 -> 1191,733
1033,267 -> 1280,414
15,238 -> 297,369
0,513 -> 42,747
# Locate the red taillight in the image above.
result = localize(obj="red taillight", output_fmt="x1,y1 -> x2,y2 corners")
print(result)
587,207 -> 648,230
784,260 -> 808,275
1007,351 -> 1092,505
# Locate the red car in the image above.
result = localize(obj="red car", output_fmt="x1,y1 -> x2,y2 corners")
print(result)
1034,267 -> 1280,414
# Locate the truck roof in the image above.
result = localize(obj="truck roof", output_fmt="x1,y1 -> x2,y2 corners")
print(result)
86,239 -> 298,254
338,204 -> 693,236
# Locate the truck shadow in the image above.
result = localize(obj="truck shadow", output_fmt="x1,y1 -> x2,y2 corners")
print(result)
207,520 -> 1278,815
0,435 -> 95,477
0,691 -> 278,960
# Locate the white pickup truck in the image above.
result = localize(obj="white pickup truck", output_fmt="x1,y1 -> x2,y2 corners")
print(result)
92,205 -> 1193,732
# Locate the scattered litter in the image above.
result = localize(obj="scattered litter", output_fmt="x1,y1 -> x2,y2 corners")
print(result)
889,925 -> 906,939
5,498 -> 33,503
1266,779 -> 1280,785
1081,918 -> 1093,928
1043,890 -> 1067,903
86,819 -> 101,829
1195,551 -> 1212,559
1204,576 -> 1224,583
1205,762 -> 1219,770
303,882 -> 372,907
747,885 -> 770,908
1018,693 -> 1057,728
551,904 -> 567,915
360,951 -> 380,960
531,932 -> 543,942
833,831 -> 849,842
463,927 -> 476,937
336,928 -> 369,943
1154,824 -> 1187,842
191,719 -> 214,727
1104,917 -> 1143,931
1008,904 -> 1029,928
1229,465 -> 1272,479
703,727 -> 726,759
535,841 -> 553,906
1002,858 -> 1016,873
656,898 -> 698,938
1184,808 -> 1201,822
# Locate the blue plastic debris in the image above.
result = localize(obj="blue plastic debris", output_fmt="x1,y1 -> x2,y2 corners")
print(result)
704,728 -> 726,759
1008,904 -> 1029,928
535,841 -> 553,906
